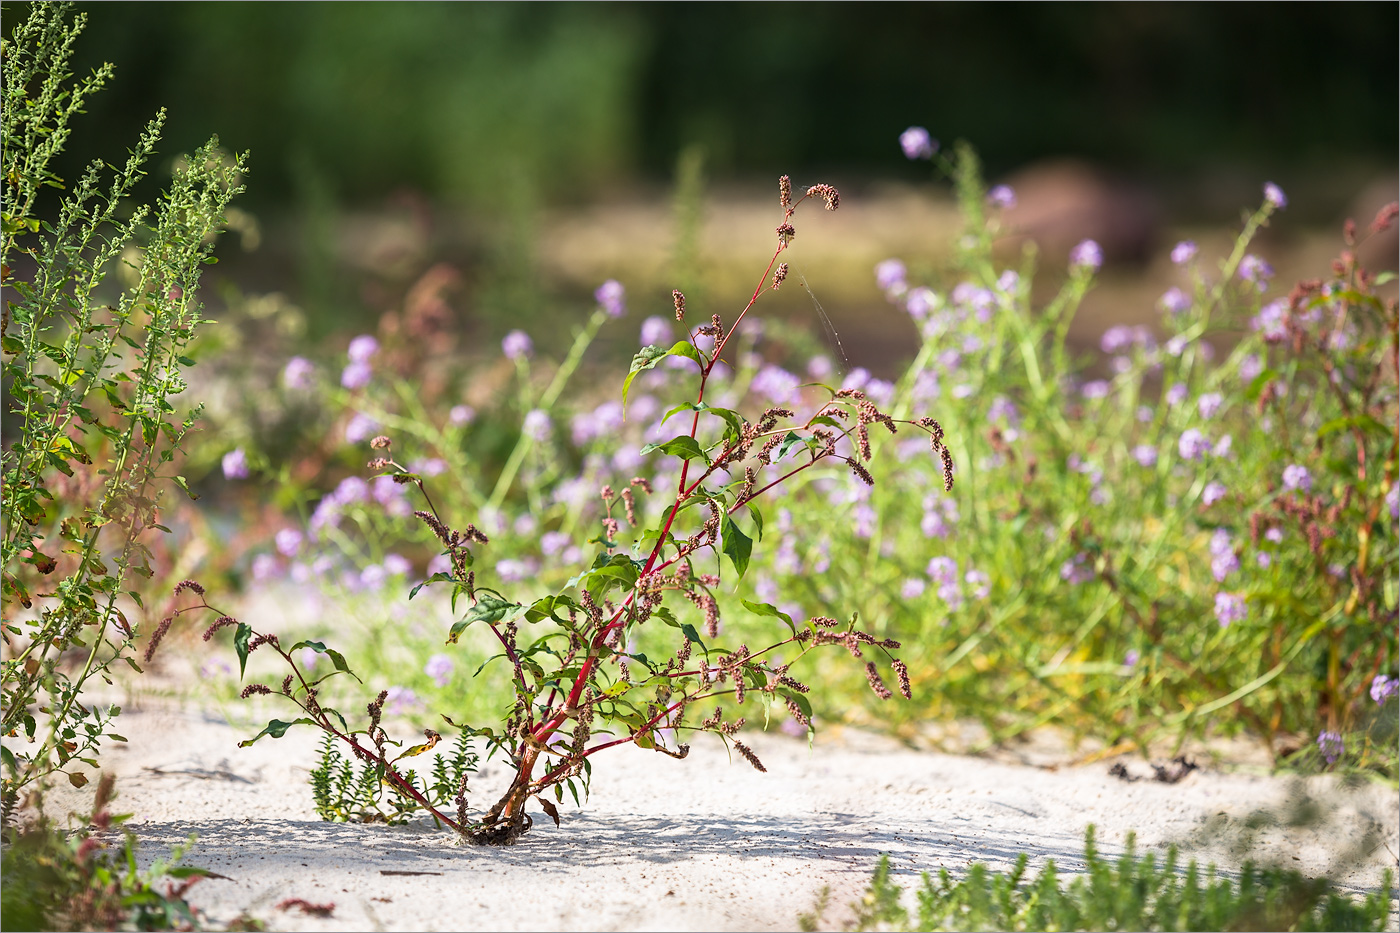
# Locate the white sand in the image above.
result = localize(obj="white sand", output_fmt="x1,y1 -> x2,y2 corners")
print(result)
35,703 -> 1398,932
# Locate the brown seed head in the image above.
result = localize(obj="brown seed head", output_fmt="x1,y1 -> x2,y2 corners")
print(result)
370,435 -> 392,450
779,175 -> 792,210
673,289 -> 686,321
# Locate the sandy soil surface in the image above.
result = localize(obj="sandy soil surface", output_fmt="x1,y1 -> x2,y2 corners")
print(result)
35,703 -> 1399,932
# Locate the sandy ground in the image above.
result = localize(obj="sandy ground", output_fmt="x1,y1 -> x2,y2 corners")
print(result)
32,703 -> 1400,932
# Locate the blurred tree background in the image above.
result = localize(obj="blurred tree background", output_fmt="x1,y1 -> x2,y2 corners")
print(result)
21,2 -> 1396,214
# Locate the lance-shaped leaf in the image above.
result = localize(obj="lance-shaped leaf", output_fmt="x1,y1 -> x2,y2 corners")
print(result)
741,599 -> 795,634
288,640 -> 361,682
639,435 -> 709,464
448,592 -> 522,644
239,717 -> 316,747
721,513 -> 753,579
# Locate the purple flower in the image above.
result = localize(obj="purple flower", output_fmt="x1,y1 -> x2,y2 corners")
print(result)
987,185 -> 1017,209
425,654 -> 454,688
1251,299 -> 1288,342
875,259 -> 908,295
1157,287 -> 1191,317
1100,325 -> 1135,354
1316,730 -> 1343,765
522,409 -> 551,442
1256,552 -> 1271,569
899,126 -> 937,160
345,412 -> 380,445
275,528 -> 303,557
595,279 -> 626,318
1265,527 -> 1284,544
1281,464 -> 1311,492
283,356 -> 315,390
1137,406 -> 1153,423
250,553 -> 279,581
385,686 -> 421,716
341,361 -> 372,389
1213,435 -> 1232,459
449,404 -> 476,426
347,334 -> 379,364
807,355 -> 834,379
222,447 -> 250,480
426,554 -> 452,577
988,396 -> 1019,425
359,564 -> 387,591
900,578 -> 926,599
964,570 -> 989,600
299,646 -> 322,670
751,364 -> 802,405
541,531 -> 571,556
1070,240 -> 1103,272
1238,254 -> 1274,292
1081,380 -> 1111,400
502,329 -> 533,361
866,379 -> 895,405
1370,675 -> 1398,704
905,287 -> 938,320
383,553 -> 412,577
496,557 -> 539,582
1214,591 -> 1246,627
1197,393 -> 1223,420
1387,485 -> 1398,520
1178,428 -> 1210,461
411,458 -> 447,477
1202,481 -> 1227,506
1124,649 -> 1140,668
1170,241 -> 1198,265
926,556 -> 958,586
1210,530 -> 1238,582
1238,354 -> 1263,383
640,315 -> 672,347
1263,182 -> 1288,209
1060,552 -> 1094,585
1132,445 -> 1158,468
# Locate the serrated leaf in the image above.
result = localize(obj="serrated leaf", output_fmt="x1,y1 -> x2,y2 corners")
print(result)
721,513 -> 753,579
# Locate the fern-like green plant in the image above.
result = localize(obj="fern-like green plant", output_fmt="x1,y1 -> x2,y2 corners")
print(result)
307,726 -> 477,826
835,826 -> 1394,933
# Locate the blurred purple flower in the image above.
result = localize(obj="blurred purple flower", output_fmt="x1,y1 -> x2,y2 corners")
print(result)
1060,553 -> 1093,585
1081,380 -> 1111,400
502,330 -> 533,361
1209,530 -> 1238,582
1214,591 -> 1246,627
345,412 -> 380,445
426,554 -> 452,577
1251,299 -> 1288,342
1265,527 -> 1284,544
1197,393 -> 1223,420
988,396 -> 1019,425
411,458 -> 447,477
1101,325 -> 1136,354
1202,481 -> 1227,506
875,259 -> 907,295
1132,445 -> 1158,468
1070,240 -> 1103,272
926,556 -> 958,586
752,364 -> 802,405
250,553 -> 279,581
1387,485 -> 1398,519
905,287 -> 938,320
1212,435 -> 1232,458
347,334 -> 379,364
640,315 -> 672,347
541,531 -> 571,556
1238,254 -> 1274,292
275,528 -> 303,557
595,279 -> 626,318
1263,182 -> 1288,209
1238,354 -> 1263,383
842,367 -> 872,393
1123,649 -> 1140,668
385,686 -> 421,716
1136,406 -> 1153,423
425,654 -> 454,688
1282,464 -> 1311,492
449,404 -> 476,426
222,447 -> 250,480
340,361 -> 372,389
496,557 -> 539,582
964,569 -> 989,600
359,564 -> 387,591
1158,287 -> 1191,316
900,578 -> 926,600
1370,674 -> 1398,704
332,476 -> 369,505
514,514 -> 538,536
807,355 -> 834,379
383,553 -> 412,577
1170,241 -> 1198,265
522,409 -> 551,442
987,185 -> 1016,209
854,504 -> 877,539
1316,730 -> 1343,765
899,126 -> 936,160
1178,428 -> 1210,461
283,356 -> 315,389
866,379 -> 895,405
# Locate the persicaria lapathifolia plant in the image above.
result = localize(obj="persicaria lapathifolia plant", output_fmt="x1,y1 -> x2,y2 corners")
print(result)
187,178 -> 954,844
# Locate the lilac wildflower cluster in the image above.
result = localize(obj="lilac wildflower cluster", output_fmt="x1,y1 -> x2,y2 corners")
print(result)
1316,730 -> 1343,765
594,279 -> 626,318
283,356 -> 315,390
1371,675 -> 1399,704
1069,240 -> 1103,272
1213,591 -> 1246,627
1060,552 -> 1093,585
899,126 -> 937,161
342,335 -> 378,389
222,447 -> 250,480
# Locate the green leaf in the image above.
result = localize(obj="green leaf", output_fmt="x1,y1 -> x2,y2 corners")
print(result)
774,431 -> 809,462
173,475 -> 198,501
448,593 -> 521,644
748,504 -> 764,541
661,402 -> 746,439
524,594 -> 578,625
622,344 -> 669,413
721,513 -> 753,579
233,623 -> 252,678
639,435 -> 709,464
238,717 -> 315,747
288,640 -> 358,680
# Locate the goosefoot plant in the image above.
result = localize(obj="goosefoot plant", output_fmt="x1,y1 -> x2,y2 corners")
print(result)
182,179 -> 954,844
1,2 -> 247,812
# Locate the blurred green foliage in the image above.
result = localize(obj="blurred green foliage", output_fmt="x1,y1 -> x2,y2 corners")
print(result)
19,2 -> 1397,213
